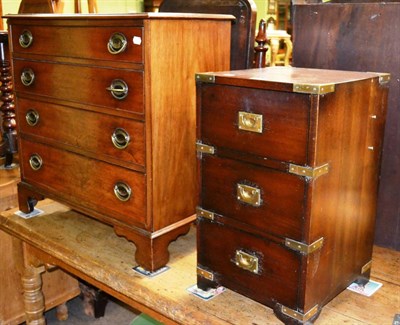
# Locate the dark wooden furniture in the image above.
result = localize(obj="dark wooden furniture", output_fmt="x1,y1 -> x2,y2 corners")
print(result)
1,200 -> 399,325
0,31 -> 17,168
292,2 -> 400,250
6,13 -> 232,272
144,0 -> 163,12
195,67 -> 389,323
159,0 -> 257,70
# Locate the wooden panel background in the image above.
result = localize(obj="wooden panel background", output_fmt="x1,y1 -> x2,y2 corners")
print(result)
292,3 -> 400,250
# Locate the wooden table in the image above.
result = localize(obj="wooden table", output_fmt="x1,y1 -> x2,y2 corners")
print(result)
0,200 -> 398,324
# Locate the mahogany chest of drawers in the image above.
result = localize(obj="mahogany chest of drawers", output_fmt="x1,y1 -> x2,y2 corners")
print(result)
6,13 -> 231,272
195,67 -> 389,323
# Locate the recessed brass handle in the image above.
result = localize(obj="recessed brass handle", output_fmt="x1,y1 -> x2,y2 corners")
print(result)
113,182 -> 132,202
238,111 -> 263,133
21,68 -> 35,86
111,128 -> 130,149
26,109 -> 40,126
106,79 -> 129,100
29,154 -> 43,170
19,30 -> 33,48
237,184 -> 261,207
107,32 -> 128,54
235,250 -> 259,274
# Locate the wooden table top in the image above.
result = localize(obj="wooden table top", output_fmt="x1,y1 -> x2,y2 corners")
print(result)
0,200 -> 398,324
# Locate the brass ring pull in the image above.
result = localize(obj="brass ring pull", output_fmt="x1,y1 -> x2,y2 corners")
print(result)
114,182 -> 132,202
235,250 -> 259,274
111,128 -> 130,149
237,184 -> 261,207
19,30 -> 33,48
26,109 -> 40,126
21,68 -> 35,86
106,79 -> 129,100
29,154 -> 43,171
107,32 -> 128,54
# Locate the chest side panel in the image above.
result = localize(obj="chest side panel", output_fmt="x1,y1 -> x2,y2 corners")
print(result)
302,78 -> 388,311
146,19 -> 231,230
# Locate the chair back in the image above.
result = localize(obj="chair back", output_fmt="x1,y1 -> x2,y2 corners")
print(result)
159,0 -> 257,70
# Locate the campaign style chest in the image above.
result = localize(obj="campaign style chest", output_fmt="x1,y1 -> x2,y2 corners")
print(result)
195,67 -> 389,323
6,13 -> 231,272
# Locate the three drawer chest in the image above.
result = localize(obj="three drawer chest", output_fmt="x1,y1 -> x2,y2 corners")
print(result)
195,67 -> 389,323
6,13 -> 232,272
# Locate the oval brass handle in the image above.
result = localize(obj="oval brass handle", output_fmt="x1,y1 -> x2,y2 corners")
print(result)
235,250 -> 259,274
29,154 -> 43,170
114,182 -> 132,202
237,184 -> 261,207
21,68 -> 35,86
107,32 -> 128,54
106,79 -> 129,100
19,30 -> 33,48
111,128 -> 130,149
26,109 -> 40,126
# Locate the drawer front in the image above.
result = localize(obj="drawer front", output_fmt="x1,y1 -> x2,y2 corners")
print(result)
197,219 -> 300,309
199,84 -> 309,164
17,98 -> 145,168
13,60 -> 144,114
11,25 -> 143,64
200,155 -> 305,240
20,139 -> 147,228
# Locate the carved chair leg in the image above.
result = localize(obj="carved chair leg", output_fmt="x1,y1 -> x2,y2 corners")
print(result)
22,265 -> 46,325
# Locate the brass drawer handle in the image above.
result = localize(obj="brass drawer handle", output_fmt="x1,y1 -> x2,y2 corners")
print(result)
107,32 -> 128,54
237,184 -> 261,207
21,68 -> 35,86
26,109 -> 40,126
106,79 -> 129,100
235,250 -> 259,274
114,182 -> 132,202
238,111 -> 263,133
19,30 -> 33,48
111,128 -> 130,149
29,154 -> 43,170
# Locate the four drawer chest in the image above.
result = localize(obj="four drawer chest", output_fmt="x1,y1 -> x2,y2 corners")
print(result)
195,67 -> 389,323
6,13 -> 232,272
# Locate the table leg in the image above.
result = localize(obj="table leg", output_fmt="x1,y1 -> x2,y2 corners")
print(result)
22,265 -> 46,325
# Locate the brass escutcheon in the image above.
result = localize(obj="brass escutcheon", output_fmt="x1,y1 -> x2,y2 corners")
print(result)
111,128 -> 130,149
107,32 -> 128,54
26,109 -> 39,126
106,79 -> 129,100
19,30 -> 33,48
21,68 -> 35,86
29,154 -> 43,171
113,182 -> 132,202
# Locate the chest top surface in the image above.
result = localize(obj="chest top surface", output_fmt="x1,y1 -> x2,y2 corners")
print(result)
196,66 -> 390,94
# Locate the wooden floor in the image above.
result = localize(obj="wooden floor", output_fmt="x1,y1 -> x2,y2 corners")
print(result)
0,165 -> 399,324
